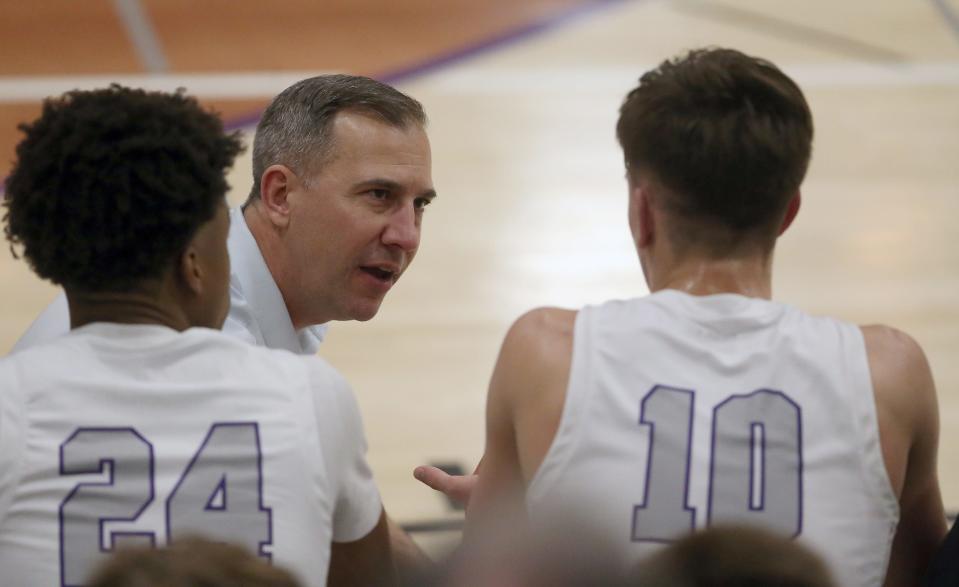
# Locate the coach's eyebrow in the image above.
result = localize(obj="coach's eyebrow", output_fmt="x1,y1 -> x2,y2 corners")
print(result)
354,178 -> 437,200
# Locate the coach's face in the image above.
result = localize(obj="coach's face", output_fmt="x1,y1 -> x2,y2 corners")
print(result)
284,111 -> 434,327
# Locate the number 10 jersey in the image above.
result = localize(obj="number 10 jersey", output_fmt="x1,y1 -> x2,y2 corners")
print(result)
526,290 -> 898,587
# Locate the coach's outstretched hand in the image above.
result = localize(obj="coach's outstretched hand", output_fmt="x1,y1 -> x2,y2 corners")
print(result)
413,465 -> 478,509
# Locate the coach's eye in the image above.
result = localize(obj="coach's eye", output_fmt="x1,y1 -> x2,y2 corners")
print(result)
368,189 -> 389,200
414,197 -> 432,211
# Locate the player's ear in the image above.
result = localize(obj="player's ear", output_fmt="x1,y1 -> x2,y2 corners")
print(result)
175,235 -> 206,295
177,239 -> 204,296
258,164 -> 297,229
778,192 -> 801,236
632,184 -> 655,249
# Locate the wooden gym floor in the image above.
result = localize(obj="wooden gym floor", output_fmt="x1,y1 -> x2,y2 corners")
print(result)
1,0 -> 958,551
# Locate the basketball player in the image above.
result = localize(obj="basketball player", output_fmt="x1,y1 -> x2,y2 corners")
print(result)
12,74 -> 435,355
0,87 -> 393,586
463,48 -> 946,586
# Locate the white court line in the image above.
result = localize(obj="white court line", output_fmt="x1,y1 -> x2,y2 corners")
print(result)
420,62 -> 959,93
0,71 -> 336,104
790,62 -> 959,88
0,62 -> 956,104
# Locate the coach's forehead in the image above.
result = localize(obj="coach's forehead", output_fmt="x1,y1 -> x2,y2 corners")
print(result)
316,111 -> 430,171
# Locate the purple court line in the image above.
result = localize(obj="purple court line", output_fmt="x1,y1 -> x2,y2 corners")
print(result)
0,0 -> 627,195
224,0 -> 629,131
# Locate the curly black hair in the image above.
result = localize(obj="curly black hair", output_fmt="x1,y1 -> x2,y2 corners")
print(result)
3,85 -> 244,292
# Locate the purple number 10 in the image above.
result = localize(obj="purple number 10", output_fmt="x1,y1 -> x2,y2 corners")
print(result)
631,385 -> 803,542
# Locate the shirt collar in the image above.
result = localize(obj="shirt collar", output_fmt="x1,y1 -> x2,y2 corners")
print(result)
228,207 -> 326,354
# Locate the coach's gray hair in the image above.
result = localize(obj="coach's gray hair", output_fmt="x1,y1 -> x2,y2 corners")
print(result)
246,74 -> 427,202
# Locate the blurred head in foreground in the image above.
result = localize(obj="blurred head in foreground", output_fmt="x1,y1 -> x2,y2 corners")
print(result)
637,525 -> 836,587
427,512 -> 635,587
86,537 -> 302,587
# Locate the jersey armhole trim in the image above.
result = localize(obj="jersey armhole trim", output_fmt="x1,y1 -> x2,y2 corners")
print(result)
527,307 -> 592,503
849,325 -> 900,524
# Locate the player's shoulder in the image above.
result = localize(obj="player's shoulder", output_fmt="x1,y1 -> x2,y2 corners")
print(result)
297,353 -> 349,390
185,328 -> 328,383
499,307 -> 578,384
294,356 -> 362,433
263,350 -> 349,396
179,327 -> 272,362
505,307 -> 578,347
2,332 -> 77,368
859,324 -> 930,376
0,347 -> 26,385
860,324 -> 936,418
860,323 -> 919,345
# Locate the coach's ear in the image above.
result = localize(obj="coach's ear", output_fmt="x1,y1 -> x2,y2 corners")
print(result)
258,164 -> 296,229
778,192 -> 801,236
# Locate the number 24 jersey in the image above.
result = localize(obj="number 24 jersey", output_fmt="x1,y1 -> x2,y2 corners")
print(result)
0,323 -> 381,587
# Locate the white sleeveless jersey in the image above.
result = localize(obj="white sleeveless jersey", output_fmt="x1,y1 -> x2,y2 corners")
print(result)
527,291 -> 898,587
0,323 -> 380,587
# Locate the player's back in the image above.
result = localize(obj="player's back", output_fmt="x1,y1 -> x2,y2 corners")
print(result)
526,290 -> 898,587
0,323 -> 379,587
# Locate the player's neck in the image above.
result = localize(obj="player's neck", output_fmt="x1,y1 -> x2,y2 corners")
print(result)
648,255 -> 774,299
66,289 -> 192,332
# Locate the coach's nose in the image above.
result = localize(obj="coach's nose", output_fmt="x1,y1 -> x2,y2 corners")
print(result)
382,204 -> 420,253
